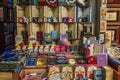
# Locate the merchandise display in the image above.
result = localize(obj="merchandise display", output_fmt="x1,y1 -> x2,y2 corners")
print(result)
0,0 -> 120,80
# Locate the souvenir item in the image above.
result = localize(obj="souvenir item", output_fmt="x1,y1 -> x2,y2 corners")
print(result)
31,0 -> 38,6
86,65 -> 98,80
47,17 -> 53,22
60,45 -> 66,52
68,58 -> 76,65
48,65 -> 61,80
44,33 -> 52,44
85,40 -> 101,48
37,31 -> 43,40
44,45 -> 50,53
49,45 -> 55,53
97,54 -> 107,66
18,17 -> 24,22
47,56 -> 56,65
21,31 -> 28,45
25,58 -> 37,66
54,45 -> 60,53
29,35 -> 36,44
36,57 -> 47,66
60,34 -> 68,44
62,17 -> 69,22
88,56 -> 96,64
51,31 -> 58,39
32,17 -> 39,22
15,35 -> 23,46
56,56 -> 67,64
94,69 -> 105,80
61,65 -> 73,80
39,0 -> 57,6
66,31 -> 72,39
74,65 -> 86,80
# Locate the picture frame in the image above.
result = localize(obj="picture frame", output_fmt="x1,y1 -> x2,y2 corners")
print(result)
107,26 -> 119,45
107,0 -> 120,4
100,21 -> 107,32
106,11 -> 118,21
99,32 -> 105,44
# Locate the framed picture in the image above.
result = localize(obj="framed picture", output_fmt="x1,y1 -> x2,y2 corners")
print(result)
83,23 -> 93,36
107,26 -> 119,45
100,21 -> 107,32
105,31 -> 112,47
100,8 -> 107,21
99,32 -> 105,44
106,11 -> 118,21
107,0 -> 120,4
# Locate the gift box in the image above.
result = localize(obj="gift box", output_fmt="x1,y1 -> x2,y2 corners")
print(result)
97,54 -> 107,66
88,56 -> 96,64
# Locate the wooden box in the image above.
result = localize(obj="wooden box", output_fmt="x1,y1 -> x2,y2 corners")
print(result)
108,58 -> 120,72
0,72 -> 19,80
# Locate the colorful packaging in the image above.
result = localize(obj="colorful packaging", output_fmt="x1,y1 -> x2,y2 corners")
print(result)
36,57 -> 47,66
60,45 -> 66,52
48,65 -> 61,80
54,45 -> 60,53
56,56 -> 67,64
94,69 -> 105,80
47,56 -> 56,65
74,65 -> 86,80
97,54 -> 107,66
61,65 -> 73,80
86,65 -> 98,80
88,56 -> 96,64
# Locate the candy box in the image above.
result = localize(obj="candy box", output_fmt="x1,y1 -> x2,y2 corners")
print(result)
47,56 -> 56,65
36,57 -> 47,66
48,65 -> 61,80
25,58 -> 37,66
97,54 -> 107,66
56,56 -> 67,64
61,65 -> 73,80
86,64 -> 98,80
74,65 -> 86,80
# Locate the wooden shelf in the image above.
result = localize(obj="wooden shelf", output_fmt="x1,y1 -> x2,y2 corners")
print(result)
107,4 -> 120,8
107,22 -> 120,26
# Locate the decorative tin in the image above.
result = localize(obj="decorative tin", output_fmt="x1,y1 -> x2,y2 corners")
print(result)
56,56 -> 67,64
47,56 -> 56,65
36,57 -> 47,66
74,65 -> 86,80
61,65 -> 73,80
25,58 -> 37,66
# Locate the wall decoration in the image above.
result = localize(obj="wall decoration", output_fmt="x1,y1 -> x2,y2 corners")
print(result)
107,26 -> 119,45
100,8 -> 107,21
106,11 -> 118,21
105,31 -> 112,47
99,32 -> 105,44
100,21 -> 107,32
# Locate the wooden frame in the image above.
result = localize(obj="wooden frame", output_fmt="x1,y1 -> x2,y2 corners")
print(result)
106,11 -> 118,21
107,26 -> 119,45
99,32 -> 105,44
